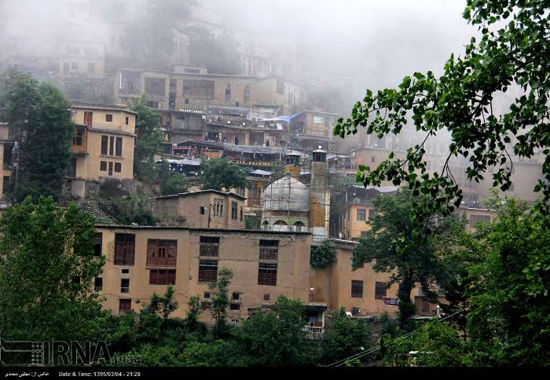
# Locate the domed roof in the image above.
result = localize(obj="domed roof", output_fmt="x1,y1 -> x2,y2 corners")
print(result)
263,175 -> 310,212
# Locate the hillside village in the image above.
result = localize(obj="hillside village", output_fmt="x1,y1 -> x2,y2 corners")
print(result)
0,0 -> 544,328
0,0 -> 548,368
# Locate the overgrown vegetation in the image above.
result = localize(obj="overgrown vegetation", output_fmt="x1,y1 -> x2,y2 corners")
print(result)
0,68 -> 74,202
200,158 -> 248,191
129,95 -> 164,183
310,239 -> 336,269
353,189 -> 464,330
158,161 -> 188,195
98,194 -> 156,226
335,0 -> 550,219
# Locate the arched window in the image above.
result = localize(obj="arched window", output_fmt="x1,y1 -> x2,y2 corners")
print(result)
274,220 -> 288,226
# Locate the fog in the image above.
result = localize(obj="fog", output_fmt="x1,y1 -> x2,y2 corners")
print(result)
0,0 -> 487,122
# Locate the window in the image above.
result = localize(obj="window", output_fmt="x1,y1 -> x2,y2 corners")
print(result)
115,137 -> 122,156
144,77 -> 166,96
147,239 -> 177,266
119,299 -> 131,314
230,303 -> 240,310
150,269 -> 176,285
125,116 -> 129,125
73,126 -> 85,146
259,240 -> 279,261
375,281 -> 387,300
114,233 -> 135,266
109,136 -> 114,155
240,208 -> 243,221
225,84 -> 231,101
114,162 -> 121,173
84,111 -> 93,126
182,80 -> 214,98
94,277 -> 103,291
105,114 -> 113,122
93,233 -> 102,256
258,263 -> 277,286
101,136 -> 108,155
371,157 -> 376,163
203,292 -> 211,299
357,209 -> 366,221
121,269 -> 129,274
264,294 -> 270,301
100,161 -> 107,171
200,207 -> 205,215
243,85 -> 250,102
213,198 -> 224,217
198,260 -> 218,282
108,162 -> 113,176
121,278 -> 130,293
231,201 -> 238,220
351,280 -> 363,298
232,292 -> 240,301
470,214 -> 491,224
368,209 -> 378,219
200,236 -> 219,257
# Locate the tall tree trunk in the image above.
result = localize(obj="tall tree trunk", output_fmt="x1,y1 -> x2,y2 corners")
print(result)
398,276 -> 415,331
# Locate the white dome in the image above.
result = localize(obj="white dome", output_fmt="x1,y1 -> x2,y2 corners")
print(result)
263,175 -> 310,212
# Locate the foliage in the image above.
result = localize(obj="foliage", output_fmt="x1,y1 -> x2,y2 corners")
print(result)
353,189 -> 464,330
462,197 -> 550,366
310,239 -> 336,269
245,210 -> 262,229
98,194 -> 156,225
334,0 -> 550,218
129,96 -> 164,183
0,197 -> 106,341
158,161 -> 188,195
0,68 -> 74,201
209,267 -> 233,337
119,0 -> 195,70
200,158 -> 248,191
233,296 -> 318,367
321,307 -> 372,365
383,320 -> 466,367
189,31 -> 242,75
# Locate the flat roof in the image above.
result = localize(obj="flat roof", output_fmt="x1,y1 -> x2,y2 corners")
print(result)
72,103 -> 137,115
152,189 -> 246,201
94,224 -> 311,235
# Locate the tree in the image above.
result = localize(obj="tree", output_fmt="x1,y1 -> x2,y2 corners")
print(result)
334,0 -> 550,218
0,68 -> 74,201
200,158 -> 248,191
383,320 -> 466,367
310,239 -> 336,269
209,267 -> 233,337
129,95 -> 164,183
353,189 -> 464,330
98,194 -> 156,226
158,160 -> 188,195
188,31 -> 242,75
119,0 -> 195,70
0,197 -> 106,341
234,296 -> 318,366
462,197 -> 550,366
321,307 -> 372,365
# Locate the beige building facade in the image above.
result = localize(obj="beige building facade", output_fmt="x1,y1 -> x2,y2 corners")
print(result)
67,105 -> 136,199
151,190 -> 246,229
310,239 -> 433,318
94,225 -> 312,324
